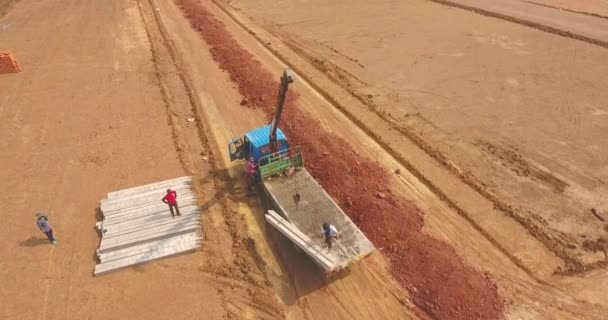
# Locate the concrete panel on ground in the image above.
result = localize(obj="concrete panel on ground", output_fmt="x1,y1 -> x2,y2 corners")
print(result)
94,176 -> 202,275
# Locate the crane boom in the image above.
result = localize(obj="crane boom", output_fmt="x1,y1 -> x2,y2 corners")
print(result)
269,68 -> 295,144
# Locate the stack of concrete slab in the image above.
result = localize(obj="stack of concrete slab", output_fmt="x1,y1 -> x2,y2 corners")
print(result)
94,176 -> 202,276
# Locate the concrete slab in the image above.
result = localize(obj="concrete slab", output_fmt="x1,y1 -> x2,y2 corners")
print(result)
101,185 -> 193,208
101,188 -> 194,212
98,232 -> 200,263
94,176 -> 202,275
263,170 -> 375,268
266,210 -> 338,272
95,242 -> 201,275
100,216 -> 200,242
106,176 -> 192,199
102,198 -> 196,219
103,204 -> 199,224
102,213 -> 200,238
101,207 -> 200,233
99,221 -> 201,253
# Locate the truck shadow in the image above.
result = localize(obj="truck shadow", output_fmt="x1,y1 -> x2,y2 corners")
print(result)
213,166 -> 347,302
269,226 -> 351,295
258,186 -> 349,301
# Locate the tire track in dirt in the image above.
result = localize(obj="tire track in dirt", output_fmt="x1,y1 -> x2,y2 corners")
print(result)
175,1 -> 505,319
522,1 -> 608,20
137,0 -> 194,177
428,0 -> 608,49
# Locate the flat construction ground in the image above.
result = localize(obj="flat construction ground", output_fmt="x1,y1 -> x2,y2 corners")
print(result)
218,0 -> 608,315
217,0 -> 608,316
1,0 -> 608,319
527,0 -> 608,17
225,0 -> 608,271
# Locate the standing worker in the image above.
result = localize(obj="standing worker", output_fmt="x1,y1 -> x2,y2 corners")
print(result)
322,222 -> 339,250
162,188 -> 181,217
36,213 -> 57,246
246,156 -> 258,191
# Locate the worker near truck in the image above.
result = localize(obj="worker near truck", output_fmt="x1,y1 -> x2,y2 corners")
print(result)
322,222 -> 339,249
246,156 -> 258,190
36,213 -> 57,245
162,188 -> 181,217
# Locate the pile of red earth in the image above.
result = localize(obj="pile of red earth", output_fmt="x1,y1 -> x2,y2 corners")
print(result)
176,0 -> 504,319
0,51 -> 21,74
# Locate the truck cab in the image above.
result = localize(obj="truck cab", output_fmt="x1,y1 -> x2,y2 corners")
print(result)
228,125 -> 290,164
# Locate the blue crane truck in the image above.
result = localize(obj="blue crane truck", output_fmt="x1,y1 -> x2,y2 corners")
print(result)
228,69 -> 375,275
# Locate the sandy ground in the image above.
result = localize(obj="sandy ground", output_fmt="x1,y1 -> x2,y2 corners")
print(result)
151,0 -> 418,318
161,0 -> 607,318
209,0 -> 608,317
224,0 -> 608,270
0,0 -> 282,319
0,0 -> 18,16
2,0 -> 608,319
524,0 -> 608,17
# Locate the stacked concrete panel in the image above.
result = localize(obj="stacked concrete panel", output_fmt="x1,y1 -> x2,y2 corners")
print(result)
94,176 -> 201,276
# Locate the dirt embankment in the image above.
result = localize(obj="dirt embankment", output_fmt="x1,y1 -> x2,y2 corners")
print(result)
175,0 -> 504,319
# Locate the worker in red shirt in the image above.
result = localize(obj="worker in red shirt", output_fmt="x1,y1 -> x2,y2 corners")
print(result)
161,189 -> 181,217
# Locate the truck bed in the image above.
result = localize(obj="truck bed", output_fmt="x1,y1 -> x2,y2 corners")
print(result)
263,169 -> 375,273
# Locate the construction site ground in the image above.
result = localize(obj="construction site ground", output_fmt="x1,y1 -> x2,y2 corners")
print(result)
1,0 -> 607,319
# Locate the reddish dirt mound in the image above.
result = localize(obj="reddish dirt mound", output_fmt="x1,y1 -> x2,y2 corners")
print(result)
0,51 -> 21,74
176,1 -> 504,319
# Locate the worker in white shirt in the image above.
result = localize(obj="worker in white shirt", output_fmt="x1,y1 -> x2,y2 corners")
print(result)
322,222 -> 339,249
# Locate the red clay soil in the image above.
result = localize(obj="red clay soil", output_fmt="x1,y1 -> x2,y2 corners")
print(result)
0,51 -> 22,74
176,1 -> 505,319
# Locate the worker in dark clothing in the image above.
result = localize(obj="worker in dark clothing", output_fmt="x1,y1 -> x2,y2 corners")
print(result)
162,189 -> 181,217
322,222 -> 339,250
36,213 -> 57,245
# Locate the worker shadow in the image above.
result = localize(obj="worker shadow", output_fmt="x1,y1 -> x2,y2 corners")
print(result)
230,187 -> 351,303
92,207 -> 103,264
19,236 -> 49,247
